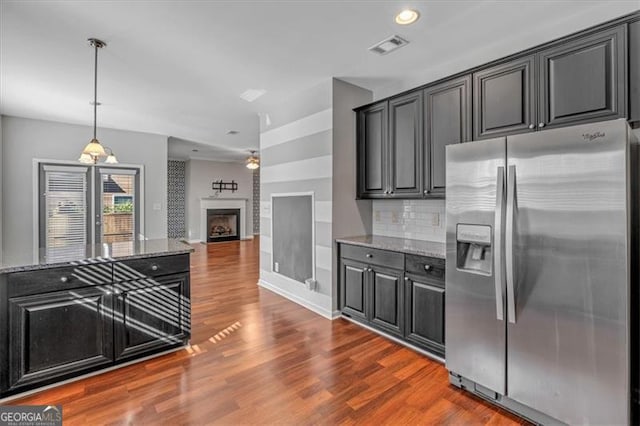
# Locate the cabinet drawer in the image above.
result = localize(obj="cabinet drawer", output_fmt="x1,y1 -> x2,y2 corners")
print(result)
8,263 -> 113,297
113,254 -> 189,281
405,254 -> 445,283
340,244 -> 404,269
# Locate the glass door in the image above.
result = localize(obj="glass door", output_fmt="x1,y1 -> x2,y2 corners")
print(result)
97,168 -> 140,244
39,163 -> 142,250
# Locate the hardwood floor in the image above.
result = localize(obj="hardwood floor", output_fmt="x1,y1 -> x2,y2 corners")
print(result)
7,238 -> 526,425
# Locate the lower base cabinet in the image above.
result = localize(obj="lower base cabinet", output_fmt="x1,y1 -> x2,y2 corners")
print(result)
404,276 -> 445,358
114,273 -> 190,361
339,243 -> 445,359
0,253 -> 191,398
7,286 -> 114,393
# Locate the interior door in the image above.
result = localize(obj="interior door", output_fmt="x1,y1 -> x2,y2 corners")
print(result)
445,137 -> 507,394
505,120 -> 630,425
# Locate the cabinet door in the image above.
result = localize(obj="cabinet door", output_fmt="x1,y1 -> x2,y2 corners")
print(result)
114,273 -> 190,361
404,277 -> 445,357
473,55 -> 536,139
7,287 -> 114,392
630,20 -> 640,123
340,259 -> 368,322
357,102 -> 388,198
369,265 -> 403,337
424,75 -> 471,197
388,92 -> 423,198
538,25 -> 626,128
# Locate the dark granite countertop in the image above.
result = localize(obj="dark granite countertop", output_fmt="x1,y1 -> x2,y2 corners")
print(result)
336,235 -> 445,259
0,239 -> 194,274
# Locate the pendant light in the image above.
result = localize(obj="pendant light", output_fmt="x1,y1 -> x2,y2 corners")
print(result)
245,150 -> 260,170
78,38 -> 117,164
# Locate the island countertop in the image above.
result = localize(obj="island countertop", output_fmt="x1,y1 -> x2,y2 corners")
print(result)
336,235 -> 445,259
0,239 -> 194,274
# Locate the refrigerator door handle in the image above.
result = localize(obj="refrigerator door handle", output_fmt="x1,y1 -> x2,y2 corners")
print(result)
494,166 -> 505,321
506,165 -> 517,324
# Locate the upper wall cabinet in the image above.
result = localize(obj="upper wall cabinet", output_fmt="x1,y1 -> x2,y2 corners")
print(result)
628,19 -> 640,122
357,101 -> 387,198
538,26 -> 626,128
473,25 -> 627,140
388,92 -> 423,198
473,55 -> 537,140
424,75 -> 472,197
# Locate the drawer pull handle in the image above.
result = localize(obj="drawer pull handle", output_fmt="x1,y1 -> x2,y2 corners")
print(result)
424,265 -> 432,271
60,276 -> 69,283
151,265 -> 159,271
366,254 -> 373,258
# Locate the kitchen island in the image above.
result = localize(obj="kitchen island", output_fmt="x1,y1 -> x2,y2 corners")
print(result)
0,239 -> 193,399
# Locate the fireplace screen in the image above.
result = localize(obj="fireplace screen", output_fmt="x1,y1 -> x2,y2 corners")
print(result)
207,208 -> 240,242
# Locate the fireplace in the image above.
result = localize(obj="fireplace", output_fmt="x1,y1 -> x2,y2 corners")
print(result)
206,209 -> 240,242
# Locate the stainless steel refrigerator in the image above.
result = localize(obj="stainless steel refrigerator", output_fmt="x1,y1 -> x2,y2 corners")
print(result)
445,119 -> 638,425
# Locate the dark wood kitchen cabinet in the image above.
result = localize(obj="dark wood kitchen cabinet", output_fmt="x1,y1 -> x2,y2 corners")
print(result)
424,75 -> 472,197
538,25 -> 626,128
6,286 -> 114,393
340,259 -> 368,322
404,277 -> 445,358
473,55 -> 537,140
629,18 -> 640,123
388,91 -> 423,198
339,243 -> 444,358
0,249 -> 192,398
357,101 -> 387,197
114,273 -> 190,361
369,265 -> 404,337
473,25 -> 627,139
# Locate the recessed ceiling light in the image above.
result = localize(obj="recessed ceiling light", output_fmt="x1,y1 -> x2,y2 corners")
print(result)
395,9 -> 419,25
226,130 -> 239,135
239,89 -> 266,103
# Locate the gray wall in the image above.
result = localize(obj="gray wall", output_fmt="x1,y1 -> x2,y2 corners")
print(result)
1,115 -> 168,255
185,159 -> 253,241
331,78 -> 373,311
259,79 -> 334,317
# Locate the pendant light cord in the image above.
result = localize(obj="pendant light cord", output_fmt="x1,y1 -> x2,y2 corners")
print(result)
93,41 -> 98,140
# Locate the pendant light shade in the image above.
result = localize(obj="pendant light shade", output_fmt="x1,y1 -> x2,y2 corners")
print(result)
82,138 -> 107,157
246,150 -> 260,169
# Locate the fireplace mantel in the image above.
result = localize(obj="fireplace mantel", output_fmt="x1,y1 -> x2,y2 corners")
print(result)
199,198 -> 251,242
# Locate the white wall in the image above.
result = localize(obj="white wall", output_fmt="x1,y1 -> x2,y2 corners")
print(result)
1,115 -> 168,256
185,159 -> 253,241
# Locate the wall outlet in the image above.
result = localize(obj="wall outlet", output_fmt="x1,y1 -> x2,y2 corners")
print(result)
274,262 -> 279,273
431,213 -> 440,227
391,211 -> 399,224
374,210 -> 381,222
153,203 -> 161,211
305,278 -> 317,291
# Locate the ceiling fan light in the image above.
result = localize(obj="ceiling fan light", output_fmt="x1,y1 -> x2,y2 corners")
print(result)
246,160 -> 260,170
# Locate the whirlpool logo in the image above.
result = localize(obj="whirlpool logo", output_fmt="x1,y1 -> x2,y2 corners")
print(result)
0,405 -> 62,426
582,131 -> 605,141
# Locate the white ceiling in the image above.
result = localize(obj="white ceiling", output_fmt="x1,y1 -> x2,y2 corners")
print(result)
1,1 -> 638,159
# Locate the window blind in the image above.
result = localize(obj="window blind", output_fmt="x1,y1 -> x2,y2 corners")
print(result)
44,167 -> 88,249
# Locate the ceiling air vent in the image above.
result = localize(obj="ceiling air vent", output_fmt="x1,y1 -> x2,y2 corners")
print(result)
369,35 -> 409,55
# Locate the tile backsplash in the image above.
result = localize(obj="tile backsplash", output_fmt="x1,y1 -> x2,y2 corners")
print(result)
372,199 -> 445,243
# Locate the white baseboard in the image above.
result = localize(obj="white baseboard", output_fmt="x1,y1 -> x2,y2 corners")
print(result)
258,279 -> 334,320
187,239 -> 201,244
